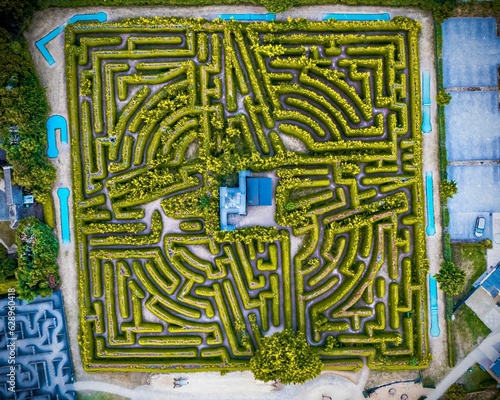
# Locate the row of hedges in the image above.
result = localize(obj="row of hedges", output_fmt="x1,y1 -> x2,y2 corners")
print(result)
79,235 -> 291,369
68,17 -> 428,371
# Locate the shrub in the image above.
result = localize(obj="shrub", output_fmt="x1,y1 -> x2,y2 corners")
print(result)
259,0 -> 295,14
15,217 -> 60,302
434,261 -> 465,296
250,329 -> 322,384
440,179 -> 457,199
445,383 -> 467,400
436,89 -> 452,106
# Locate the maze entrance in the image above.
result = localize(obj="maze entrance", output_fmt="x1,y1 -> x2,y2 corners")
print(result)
67,17 -> 429,372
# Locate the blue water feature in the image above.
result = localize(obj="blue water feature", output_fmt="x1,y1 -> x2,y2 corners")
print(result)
425,172 -> 436,236
422,71 -> 432,133
57,188 -> 71,244
323,13 -> 390,21
68,12 -> 107,24
36,13 -> 108,65
219,13 -> 276,21
429,275 -> 441,337
35,25 -> 65,66
46,115 -> 68,158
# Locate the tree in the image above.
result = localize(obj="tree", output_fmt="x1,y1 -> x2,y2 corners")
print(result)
0,28 -> 56,199
0,245 -> 17,283
249,329 -> 322,384
259,0 -> 295,13
15,217 -> 60,302
0,0 -> 38,34
445,383 -> 467,400
440,179 -> 458,199
434,261 -> 465,296
436,89 -> 452,106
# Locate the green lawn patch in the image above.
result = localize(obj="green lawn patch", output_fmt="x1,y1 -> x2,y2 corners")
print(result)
0,221 -> 16,248
457,363 -> 495,393
451,243 -> 487,303
452,305 -> 491,362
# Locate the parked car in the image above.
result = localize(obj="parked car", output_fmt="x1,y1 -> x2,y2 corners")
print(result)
474,216 -> 486,237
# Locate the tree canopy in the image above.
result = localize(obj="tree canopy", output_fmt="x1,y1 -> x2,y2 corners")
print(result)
16,217 -> 60,302
249,329 -> 322,384
445,383 -> 467,400
440,179 -> 458,200
0,0 -> 38,34
0,28 -> 56,200
0,244 -> 17,283
435,261 -> 466,296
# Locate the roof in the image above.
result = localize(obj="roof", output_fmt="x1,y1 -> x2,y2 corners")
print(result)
491,357 -> 500,378
482,267 -> 500,298
247,178 -> 272,206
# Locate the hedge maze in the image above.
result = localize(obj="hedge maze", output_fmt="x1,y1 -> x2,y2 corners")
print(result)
66,16 -> 430,372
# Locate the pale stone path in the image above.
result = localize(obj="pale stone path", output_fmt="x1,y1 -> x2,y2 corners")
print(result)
426,325 -> 500,400
72,371 -> 364,400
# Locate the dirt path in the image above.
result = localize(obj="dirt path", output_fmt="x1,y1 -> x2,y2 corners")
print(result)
24,4 -> 443,396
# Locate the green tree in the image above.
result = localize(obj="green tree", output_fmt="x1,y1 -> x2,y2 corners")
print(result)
436,89 -> 452,106
434,261 -> 465,296
0,0 -> 38,34
440,179 -> 458,199
445,383 -> 467,400
249,329 -> 322,384
0,245 -> 17,282
15,217 -> 60,302
259,0 -> 295,13
0,28 -> 56,199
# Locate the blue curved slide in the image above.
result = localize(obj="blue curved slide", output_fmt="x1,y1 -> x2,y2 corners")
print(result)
46,115 -> 68,158
219,13 -> 276,21
422,71 -> 432,133
425,171 -> 436,236
323,13 -> 390,21
35,25 -> 65,66
57,188 -> 71,244
35,12 -> 108,65
68,12 -> 107,24
429,274 -> 441,337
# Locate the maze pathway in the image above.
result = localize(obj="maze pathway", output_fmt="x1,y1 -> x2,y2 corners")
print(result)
0,292 -> 76,399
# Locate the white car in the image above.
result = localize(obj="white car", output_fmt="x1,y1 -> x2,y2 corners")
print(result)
474,217 -> 486,237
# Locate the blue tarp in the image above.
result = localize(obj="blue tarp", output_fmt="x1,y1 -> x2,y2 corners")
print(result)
247,178 -> 272,206
491,357 -> 500,378
482,267 -> 500,298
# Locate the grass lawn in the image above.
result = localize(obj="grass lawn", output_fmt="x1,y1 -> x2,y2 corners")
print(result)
451,243 -> 487,303
452,305 -> 491,362
0,221 -> 16,247
456,363 -> 497,392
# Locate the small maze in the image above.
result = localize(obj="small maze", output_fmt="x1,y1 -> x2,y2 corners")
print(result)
67,17 -> 429,372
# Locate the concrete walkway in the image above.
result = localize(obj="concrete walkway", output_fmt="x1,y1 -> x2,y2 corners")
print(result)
426,325 -> 500,400
72,371 -> 365,400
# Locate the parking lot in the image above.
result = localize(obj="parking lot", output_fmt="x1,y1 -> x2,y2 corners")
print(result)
443,17 -> 500,242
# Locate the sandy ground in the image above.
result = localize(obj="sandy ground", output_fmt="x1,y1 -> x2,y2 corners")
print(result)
24,4 -> 444,399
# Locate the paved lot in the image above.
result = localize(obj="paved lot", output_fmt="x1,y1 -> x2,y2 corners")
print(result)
443,17 -> 500,242
445,91 -> 500,162
447,165 -> 499,240
442,17 -> 500,87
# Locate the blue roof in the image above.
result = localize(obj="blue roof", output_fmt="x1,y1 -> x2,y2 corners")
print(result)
482,267 -> 500,298
219,172 -> 273,231
247,178 -> 272,206
491,357 -> 500,378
